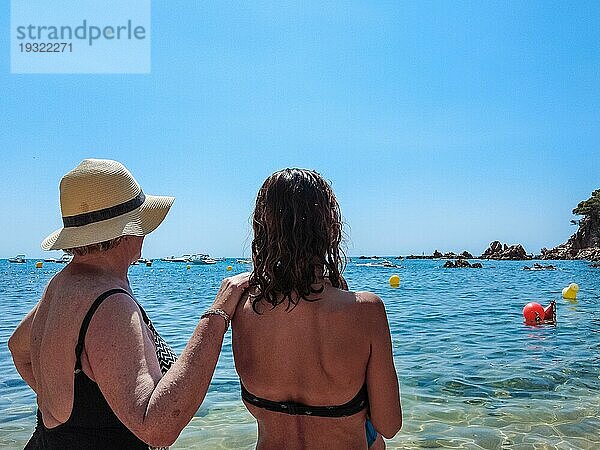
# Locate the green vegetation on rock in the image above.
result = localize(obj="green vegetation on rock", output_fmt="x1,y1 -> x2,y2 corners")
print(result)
573,189 -> 600,216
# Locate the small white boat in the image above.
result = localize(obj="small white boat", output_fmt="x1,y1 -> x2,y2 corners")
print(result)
161,255 -> 192,263
190,254 -> 217,265
8,254 -> 26,263
356,259 -> 400,268
236,258 -> 252,264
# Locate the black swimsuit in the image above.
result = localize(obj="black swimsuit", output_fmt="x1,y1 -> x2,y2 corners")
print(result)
25,289 -> 176,450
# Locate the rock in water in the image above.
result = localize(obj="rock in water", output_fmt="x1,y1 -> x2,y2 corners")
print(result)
443,259 -> 481,268
480,241 -> 531,260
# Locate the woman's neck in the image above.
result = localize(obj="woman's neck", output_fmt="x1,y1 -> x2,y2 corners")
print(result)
69,248 -> 132,281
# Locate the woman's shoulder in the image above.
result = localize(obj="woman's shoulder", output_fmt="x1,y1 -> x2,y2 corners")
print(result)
42,270 -> 137,326
352,290 -> 383,304
346,290 -> 384,310
345,290 -> 388,324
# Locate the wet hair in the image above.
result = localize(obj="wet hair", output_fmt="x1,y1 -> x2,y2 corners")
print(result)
65,236 -> 123,256
250,168 -> 346,312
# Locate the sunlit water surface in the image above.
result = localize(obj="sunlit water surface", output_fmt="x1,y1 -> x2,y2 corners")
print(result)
1,259 -> 598,449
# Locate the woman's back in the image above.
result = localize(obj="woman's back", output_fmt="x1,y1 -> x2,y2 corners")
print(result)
30,266 -> 132,428
235,167 -> 401,449
232,282 -> 392,450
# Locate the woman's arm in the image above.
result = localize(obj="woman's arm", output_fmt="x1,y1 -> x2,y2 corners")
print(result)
85,273 -> 250,447
8,305 -> 38,393
362,292 -> 402,439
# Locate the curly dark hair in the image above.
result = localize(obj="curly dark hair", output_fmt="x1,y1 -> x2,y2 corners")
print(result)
249,168 -> 346,313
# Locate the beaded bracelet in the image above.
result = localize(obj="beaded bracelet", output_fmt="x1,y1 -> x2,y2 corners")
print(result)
201,308 -> 231,330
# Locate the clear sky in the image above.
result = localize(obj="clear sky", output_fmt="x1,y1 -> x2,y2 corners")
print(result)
1,1 -> 599,258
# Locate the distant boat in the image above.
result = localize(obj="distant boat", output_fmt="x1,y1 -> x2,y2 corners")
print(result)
131,257 -> 151,266
190,254 -> 217,265
44,253 -> 71,263
8,254 -> 26,263
56,253 -> 73,264
356,259 -> 400,268
236,258 -> 252,264
161,255 -> 193,263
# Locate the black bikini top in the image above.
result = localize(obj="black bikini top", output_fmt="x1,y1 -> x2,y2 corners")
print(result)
240,382 -> 369,418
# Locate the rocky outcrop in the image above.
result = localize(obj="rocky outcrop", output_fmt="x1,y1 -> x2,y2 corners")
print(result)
540,189 -> 600,261
540,246 -> 600,261
443,259 -> 482,268
480,241 -> 531,260
406,249 -> 475,259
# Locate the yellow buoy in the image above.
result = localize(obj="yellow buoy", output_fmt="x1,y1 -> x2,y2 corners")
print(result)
35,261 -> 43,268
226,265 -> 233,271
186,265 -> 191,270
146,261 -> 152,267
562,283 -> 579,300
389,274 -> 400,288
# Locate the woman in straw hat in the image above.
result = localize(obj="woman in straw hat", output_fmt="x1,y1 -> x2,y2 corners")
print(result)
9,159 -> 249,449
231,169 -> 402,450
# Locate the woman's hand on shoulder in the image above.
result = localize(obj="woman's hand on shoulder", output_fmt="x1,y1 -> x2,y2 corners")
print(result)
211,272 -> 251,318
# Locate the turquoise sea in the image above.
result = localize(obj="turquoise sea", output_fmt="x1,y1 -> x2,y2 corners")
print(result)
1,258 -> 599,449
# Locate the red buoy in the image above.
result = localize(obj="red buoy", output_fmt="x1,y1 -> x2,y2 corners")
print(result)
523,302 -> 545,325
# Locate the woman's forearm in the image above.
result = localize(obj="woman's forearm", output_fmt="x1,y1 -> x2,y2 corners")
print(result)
138,315 -> 228,446
102,273 -> 250,447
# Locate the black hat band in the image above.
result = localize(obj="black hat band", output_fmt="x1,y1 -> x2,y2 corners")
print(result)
63,191 -> 146,228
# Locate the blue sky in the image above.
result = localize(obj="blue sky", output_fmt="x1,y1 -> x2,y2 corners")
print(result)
1,1 -> 599,258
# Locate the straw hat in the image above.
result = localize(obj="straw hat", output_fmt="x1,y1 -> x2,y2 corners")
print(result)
41,159 -> 175,251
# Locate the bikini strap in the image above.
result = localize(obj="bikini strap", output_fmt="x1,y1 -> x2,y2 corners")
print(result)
74,288 -> 134,372
240,382 -> 369,417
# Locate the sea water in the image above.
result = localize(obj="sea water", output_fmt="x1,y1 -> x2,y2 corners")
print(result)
0,259 -> 598,449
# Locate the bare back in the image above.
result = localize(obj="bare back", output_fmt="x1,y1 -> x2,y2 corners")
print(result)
29,264 -> 153,428
232,282 -> 401,449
